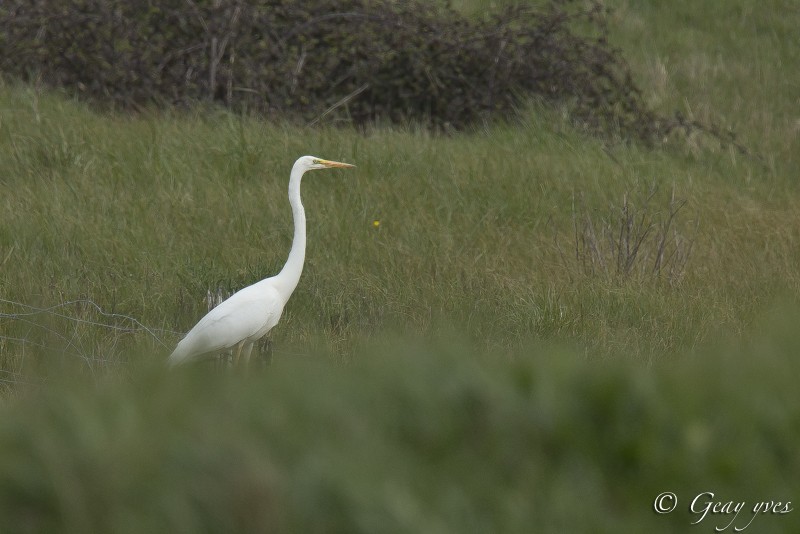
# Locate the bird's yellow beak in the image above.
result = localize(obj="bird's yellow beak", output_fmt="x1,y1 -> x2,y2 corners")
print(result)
319,159 -> 355,169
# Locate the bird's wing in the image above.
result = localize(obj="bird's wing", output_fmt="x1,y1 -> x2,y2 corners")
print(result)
168,283 -> 283,366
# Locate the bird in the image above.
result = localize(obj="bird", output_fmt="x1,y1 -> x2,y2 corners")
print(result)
168,155 -> 355,367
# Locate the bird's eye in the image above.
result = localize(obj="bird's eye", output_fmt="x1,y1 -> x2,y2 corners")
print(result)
312,159 -> 321,164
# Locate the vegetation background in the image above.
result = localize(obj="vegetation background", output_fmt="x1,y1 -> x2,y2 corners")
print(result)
0,0 -> 798,532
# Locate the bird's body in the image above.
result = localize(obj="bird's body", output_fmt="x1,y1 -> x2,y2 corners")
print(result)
168,280 -> 283,366
168,155 -> 354,367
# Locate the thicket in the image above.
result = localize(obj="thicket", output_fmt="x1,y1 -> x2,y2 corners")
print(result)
0,0 -> 712,144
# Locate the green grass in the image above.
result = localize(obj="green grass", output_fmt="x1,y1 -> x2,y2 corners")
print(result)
0,0 -> 798,531
1,318 -> 799,532
1,82 -> 797,367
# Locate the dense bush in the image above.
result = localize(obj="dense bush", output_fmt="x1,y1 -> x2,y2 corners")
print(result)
1,0 -> 674,140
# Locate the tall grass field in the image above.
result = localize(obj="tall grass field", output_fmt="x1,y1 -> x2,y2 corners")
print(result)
0,0 -> 798,531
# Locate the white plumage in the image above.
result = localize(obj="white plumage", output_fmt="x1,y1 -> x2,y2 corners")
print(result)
168,155 -> 355,367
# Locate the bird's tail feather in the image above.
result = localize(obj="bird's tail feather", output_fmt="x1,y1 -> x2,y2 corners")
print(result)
166,343 -> 189,367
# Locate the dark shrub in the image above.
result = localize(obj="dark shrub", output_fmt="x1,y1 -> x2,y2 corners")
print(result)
0,0 -> 739,147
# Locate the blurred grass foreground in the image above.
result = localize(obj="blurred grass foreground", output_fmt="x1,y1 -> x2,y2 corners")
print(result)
0,308 -> 798,533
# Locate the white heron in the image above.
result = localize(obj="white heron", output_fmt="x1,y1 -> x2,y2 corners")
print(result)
168,155 -> 355,367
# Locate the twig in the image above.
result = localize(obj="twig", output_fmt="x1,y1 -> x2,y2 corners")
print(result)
0,298 -> 175,348
307,83 -> 370,127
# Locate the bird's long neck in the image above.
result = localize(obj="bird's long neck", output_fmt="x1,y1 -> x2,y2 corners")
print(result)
272,163 -> 307,302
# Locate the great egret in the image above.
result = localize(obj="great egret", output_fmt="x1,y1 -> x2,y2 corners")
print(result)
168,155 -> 355,367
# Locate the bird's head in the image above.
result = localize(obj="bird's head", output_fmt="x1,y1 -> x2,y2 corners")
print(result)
297,155 -> 355,172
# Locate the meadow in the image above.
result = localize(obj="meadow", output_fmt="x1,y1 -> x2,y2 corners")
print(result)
0,0 -> 798,531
